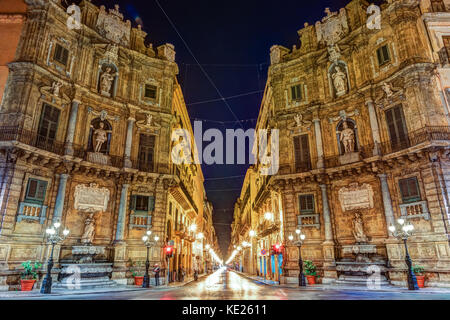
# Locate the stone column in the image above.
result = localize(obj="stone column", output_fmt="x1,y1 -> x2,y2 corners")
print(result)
124,118 -> 135,168
65,100 -> 80,156
115,184 -> 130,241
320,184 -> 333,241
314,118 -> 325,169
52,174 -> 69,223
320,184 -> 337,283
366,99 -> 381,156
378,174 -> 395,231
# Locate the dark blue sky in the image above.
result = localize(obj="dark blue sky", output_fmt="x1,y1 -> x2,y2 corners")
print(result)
90,0 -> 353,257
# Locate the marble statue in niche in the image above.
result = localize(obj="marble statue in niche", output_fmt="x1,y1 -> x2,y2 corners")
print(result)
352,212 -> 368,243
100,67 -> 117,96
332,65 -> 348,96
339,121 -> 356,154
91,121 -> 112,153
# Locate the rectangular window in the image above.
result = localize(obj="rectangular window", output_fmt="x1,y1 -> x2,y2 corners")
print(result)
399,177 -> 421,203
54,44 -> 69,66
291,84 -> 303,101
376,45 -> 391,66
293,135 -> 311,172
299,195 -> 315,214
138,134 -> 155,172
431,0 -> 446,12
443,36 -> 450,63
144,84 -> 157,99
385,105 -> 409,151
130,195 -> 155,212
25,179 -> 47,204
37,104 -> 60,147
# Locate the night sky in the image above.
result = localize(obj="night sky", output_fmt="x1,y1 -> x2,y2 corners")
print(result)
85,0 -> 355,257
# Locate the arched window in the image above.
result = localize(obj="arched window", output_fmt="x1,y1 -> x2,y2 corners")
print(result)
88,118 -> 112,154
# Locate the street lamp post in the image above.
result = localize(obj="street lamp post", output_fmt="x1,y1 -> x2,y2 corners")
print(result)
142,231 -> 159,288
389,218 -> 418,291
41,222 -> 70,294
288,229 -> 306,287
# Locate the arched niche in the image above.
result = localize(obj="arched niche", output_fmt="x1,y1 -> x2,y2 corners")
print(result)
328,61 -> 351,98
97,62 -> 119,97
88,117 -> 112,154
336,118 -> 359,155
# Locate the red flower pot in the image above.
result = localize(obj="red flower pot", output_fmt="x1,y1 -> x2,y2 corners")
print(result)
21,279 -> 36,291
134,276 -> 144,286
416,275 -> 425,288
306,275 -> 316,285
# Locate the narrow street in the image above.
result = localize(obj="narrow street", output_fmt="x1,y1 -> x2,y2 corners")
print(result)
10,269 -> 450,300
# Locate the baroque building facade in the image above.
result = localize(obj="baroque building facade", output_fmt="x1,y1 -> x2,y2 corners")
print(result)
231,0 -> 450,287
0,0 -> 217,290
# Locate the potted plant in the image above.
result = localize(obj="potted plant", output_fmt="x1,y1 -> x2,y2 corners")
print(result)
20,261 -> 42,291
304,260 -> 318,285
413,266 -> 426,288
131,261 -> 145,286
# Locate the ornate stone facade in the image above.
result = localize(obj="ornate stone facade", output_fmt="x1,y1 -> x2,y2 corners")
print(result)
232,0 -> 450,287
0,0 -> 217,290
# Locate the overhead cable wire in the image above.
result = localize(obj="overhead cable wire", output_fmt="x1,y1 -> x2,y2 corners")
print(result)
186,90 -> 264,106
154,0 -> 245,130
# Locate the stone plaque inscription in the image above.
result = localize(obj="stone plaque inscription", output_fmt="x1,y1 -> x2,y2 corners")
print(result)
74,183 -> 110,212
338,183 -> 374,212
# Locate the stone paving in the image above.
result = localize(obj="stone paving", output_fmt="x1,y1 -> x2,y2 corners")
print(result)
1,269 -> 450,300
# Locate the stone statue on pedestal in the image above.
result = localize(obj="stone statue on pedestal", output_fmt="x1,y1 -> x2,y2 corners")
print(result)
352,212 -> 368,243
81,212 -> 96,245
91,122 -> 112,153
100,67 -> 117,95
339,121 -> 355,154
332,65 -> 348,96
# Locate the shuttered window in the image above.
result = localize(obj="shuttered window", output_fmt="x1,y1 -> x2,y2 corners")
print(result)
37,104 -> 60,145
385,105 -> 409,151
138,134 -> 155,172
130,195 -> 155,212
299,195 -> 315,214
377,45 -> 391,66
25,179 -> 47,204
54,44 -> 69,66
399,177 -> 421,204
294,135 -> 311,172
444,36 -> 450,63
144,84 -> 157,99
291,84 -> 303,101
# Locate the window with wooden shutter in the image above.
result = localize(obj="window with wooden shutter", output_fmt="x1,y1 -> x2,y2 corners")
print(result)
431,0 -> 446,12
54,44 -> 69,66
385,105 -> 409,152
144,84 -> 157,99
443,36 -> 450,64
25,179 -> 48,204
294,135 -> 311,172
291,84 -> 303,101
138,134 -> 155,172
399,177 -> 421,203
299,195 -> 315,214
376,45 -> 391,66
37,104 -> 60,148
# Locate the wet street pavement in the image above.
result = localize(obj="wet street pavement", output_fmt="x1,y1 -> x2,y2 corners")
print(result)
10,269 -> 450,300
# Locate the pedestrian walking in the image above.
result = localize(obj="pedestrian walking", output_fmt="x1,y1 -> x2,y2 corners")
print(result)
153,264 -> 160,286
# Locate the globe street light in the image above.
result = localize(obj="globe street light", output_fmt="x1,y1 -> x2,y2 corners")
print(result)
389,218 -> 418,290
142,231 -> 159,288
41,222 -> 70,294
288,228 -> 306,287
